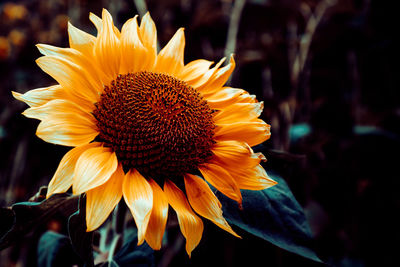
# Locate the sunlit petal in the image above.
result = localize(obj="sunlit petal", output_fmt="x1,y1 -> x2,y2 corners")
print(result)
123,169 -> 153,245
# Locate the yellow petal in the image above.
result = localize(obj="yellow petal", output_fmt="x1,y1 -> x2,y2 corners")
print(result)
89,12 -> 103,33
35,120 -> 98,147
164,179 -> 203,257
94,9 -> 121,86
155,28 -> 185,76
213,101 -> 264,124
206,87 -> 257,109
184,174 -> 240,238
36,44 -> 103,94
36,55 -> 100,110
68,22 -> 96,56
225,164 -> 277,190
22,98 -> 94,122
211,140 -> 263,169
188,57 -> 226,89
22,99 -> 98,146
123,169 -> 153,245
179,59 -> 214,82
197,55 -> 236,96
73,145 -> 118,194
47,142 -> 100,198
86,164 -> 124,231
12,85 -> 66,108
214,120 -> 271,147
139,12 -> 157,61
199,163 -> 242,205
120,16 -> 152,74
145,179 -> 168,250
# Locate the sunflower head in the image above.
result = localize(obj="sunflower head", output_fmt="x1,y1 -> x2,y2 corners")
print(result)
13,9 -> 276,256
92,71 -> 215,179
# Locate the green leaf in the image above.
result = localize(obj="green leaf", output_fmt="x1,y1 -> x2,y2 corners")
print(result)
113,231 -> 155,267
215,172 -> 322,263
37,231 -> 83,267
0,193 -> 79,250
68,194 -> 94,267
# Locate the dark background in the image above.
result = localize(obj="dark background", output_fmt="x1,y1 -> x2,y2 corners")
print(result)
1,0 -> 399,266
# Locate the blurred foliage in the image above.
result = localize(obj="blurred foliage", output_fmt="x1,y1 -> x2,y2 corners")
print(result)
1,0 -> 400,266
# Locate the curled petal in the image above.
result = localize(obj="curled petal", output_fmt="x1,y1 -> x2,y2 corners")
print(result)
199,163 -> 242,205
197,55 -> 235,95
123,169 -> 153,245
145,179 -> 168,250
184,174 -> 240,237
73,145 -> 118,194
86,164 -> 124,231
179,59 -> 214,82
189,57 -> 225,89
164,180 -> 203,257
47,142 -> 100,198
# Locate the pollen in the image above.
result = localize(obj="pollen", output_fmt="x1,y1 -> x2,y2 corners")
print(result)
93,71 -> 215,179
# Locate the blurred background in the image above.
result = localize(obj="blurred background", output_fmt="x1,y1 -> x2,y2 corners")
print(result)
1,0 -> 399,266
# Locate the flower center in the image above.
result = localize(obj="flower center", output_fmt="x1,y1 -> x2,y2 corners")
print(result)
93,71 -> 215,179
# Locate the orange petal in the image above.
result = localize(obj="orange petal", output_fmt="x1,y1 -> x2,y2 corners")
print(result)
179,59 -> 214,82
86,164 -> 124,231
47,142 -> 100,198
184,174 -> 240,238
155,28 -> 185,76
89,12 -> 103,33
12,85 -> 66,108
199,163 -> 242,205
212,101 -> 264,125
36,44 -> 103,95
36,56 -> 99,111
206,87 -> 257,109
22,99 -> 98,147
188,57 -> 226,89
164,180 -> 203,257
123,169 -> 153,245
211,140 -> 263,169
73,145 -> 118,194
94,9 -> 121,86
214,119 -> 271,147
145,179 -> 168,250
22,98 -> 94,122
120,16 -> 153,74
68,22 -> 96,56
197,55 -> 235,95
139,12 -> 157,62
224,164 -> 277,190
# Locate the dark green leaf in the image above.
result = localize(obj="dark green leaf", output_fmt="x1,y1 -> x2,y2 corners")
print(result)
113,231 -> 155,267
215,172 -> 322,263
37,231 -> 83,267
68,194 -> 94,267
0,193 -> 79,250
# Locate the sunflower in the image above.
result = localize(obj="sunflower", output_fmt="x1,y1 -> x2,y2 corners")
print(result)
13,9 -> 277,256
